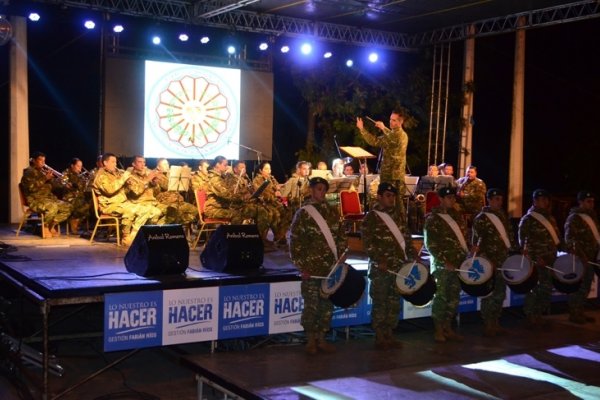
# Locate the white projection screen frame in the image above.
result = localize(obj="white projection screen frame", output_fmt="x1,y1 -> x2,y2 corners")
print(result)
103,57 -> 274,161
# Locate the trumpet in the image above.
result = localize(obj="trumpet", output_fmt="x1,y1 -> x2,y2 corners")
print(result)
42,164 -> 69,185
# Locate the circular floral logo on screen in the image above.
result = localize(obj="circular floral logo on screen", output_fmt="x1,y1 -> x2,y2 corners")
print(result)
155,76 -> 231,148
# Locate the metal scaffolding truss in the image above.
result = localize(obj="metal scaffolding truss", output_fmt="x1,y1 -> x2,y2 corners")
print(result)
410,0 -> 600,47
42,0 -> 600,50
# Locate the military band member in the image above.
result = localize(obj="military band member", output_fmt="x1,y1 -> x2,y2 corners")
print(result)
424,187 -> 468,342
253,162 -> 291,247
280,161 -> 311,211
190,159 -> 210,193
456,165 -> 487,220
290,177 -> 347,354
62,157 -> 91,234
518,189 -> 562,328
151,158 -> 198,225
564,191 -> 599,324
125,156 -> 167,225
20,152 -> 73,238
362,182 -> 415,349
92,153 -> 161,246
472,188 -> 518,336
356,108 -> 409,200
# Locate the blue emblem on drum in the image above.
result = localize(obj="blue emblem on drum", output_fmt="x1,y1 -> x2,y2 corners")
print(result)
468,260 -> 484,281
326,266 -> 344,289
404,264 -> 422,289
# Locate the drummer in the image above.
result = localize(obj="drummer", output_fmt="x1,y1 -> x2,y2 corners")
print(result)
518,189 -> 563,328
290,177 -> 347,354
423,186 -> 469,342
362,182 -> 415,349
564,191 -> 599,324
472,188 -> 519,337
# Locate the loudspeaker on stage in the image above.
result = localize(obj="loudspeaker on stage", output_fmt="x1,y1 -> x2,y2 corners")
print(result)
200,225 -> 263,274
124,225 -> 189,277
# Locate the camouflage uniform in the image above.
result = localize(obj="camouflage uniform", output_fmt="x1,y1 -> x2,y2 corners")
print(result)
472,206 -> 518,330
190,171 -> 210,193
359,125 -> 408,215
290,197 -> 346,336
92,168 -> 161,240
518,206 -> 561,322
125,168 -> 168,225
424,206 -> 468,333
62,168 -> 91,219
151,170 -> 198,225
362,203 -> 415,339
204,170 -> 271,236
253,174 -> 291,242
564,206 -> 599,321
280,173 -> 310,212
20,166 -> 72,226
456,177 -> 487,216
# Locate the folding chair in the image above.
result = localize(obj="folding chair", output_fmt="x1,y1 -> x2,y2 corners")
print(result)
191,189 -> 230,249
90,190 -> 121,246
16,183 -> 48,238
339,189 -> 365,232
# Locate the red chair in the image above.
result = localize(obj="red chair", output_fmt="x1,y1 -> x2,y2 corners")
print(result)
16,183 -> 48,238
192,189 -> 230,249
339,190 -> 365,232
425,191 -> 441,213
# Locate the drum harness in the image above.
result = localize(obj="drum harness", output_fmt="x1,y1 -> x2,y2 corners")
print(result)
483,212 -> 511,249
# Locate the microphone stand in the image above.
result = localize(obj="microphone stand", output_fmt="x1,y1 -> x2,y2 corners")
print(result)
333,135 -> 343,158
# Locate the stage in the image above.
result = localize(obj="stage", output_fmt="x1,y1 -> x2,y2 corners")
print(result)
2,225 -> 600,400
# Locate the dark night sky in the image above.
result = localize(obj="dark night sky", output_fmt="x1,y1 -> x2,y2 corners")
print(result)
1,7 -> 600,222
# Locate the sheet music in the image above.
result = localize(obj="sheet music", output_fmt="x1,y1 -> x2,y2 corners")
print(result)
167,166 -> 192,192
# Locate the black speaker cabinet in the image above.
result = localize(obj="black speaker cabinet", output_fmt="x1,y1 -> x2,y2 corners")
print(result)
125,225 -> 189,277
200,225 -> 263,273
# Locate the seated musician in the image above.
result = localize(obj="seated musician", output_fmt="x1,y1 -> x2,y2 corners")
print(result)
124,155 -> 167,224
416,165 -> 439,195
204,156 -> 272,247
92,153 -> 161,246
61,157 -> 92,234
151,158 -> 198,226
331,158 -> 345,178
253,161 -> 291,248
190,159 -> 210,194
20,151 -> 73,238
280,161 -> 311,210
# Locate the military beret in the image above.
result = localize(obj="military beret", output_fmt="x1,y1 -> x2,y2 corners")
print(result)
486,188 -> 504,199
532,189 -> 550,199
309,176 -> 329,189
377,182 -> 398,195
438,186 -> 456,198
577,191 -> 595,201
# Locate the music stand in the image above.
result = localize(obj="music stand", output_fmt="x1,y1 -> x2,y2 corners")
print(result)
251,179 -> 270,200
168,166 -> 192,192
340,146 -> 376,211
327,177 -> 355,194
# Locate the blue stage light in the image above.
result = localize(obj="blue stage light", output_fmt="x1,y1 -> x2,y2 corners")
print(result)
84,20 -> 95,30
368,52 -> 379,63
346,59 -> 354,67
323,51 -> 333,59
152,36 -> 161,45
280,45 -> 290,53
200,36 -> 210,44
300,43 -> 312,55
179,33 -> 189,42
113,25 -> 124,33
227,45 -> 236,55
28,13 -> 41,22
259,42 -> 269,51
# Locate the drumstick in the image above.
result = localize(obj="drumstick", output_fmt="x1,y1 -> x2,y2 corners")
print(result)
326,249 -> 350,279
497,268 -> 520,272
385,269 -> 409,279
469,238 -> 482,268
520,239 -> 528,270
588,261 -> 600,267
544,265 -> 565,275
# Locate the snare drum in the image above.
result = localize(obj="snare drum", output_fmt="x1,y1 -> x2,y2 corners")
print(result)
320,263 -> 366,308
551,254 -> 584,294
395,262 -> 436,306
501,254 -> 537,294
458,256 -> 495,297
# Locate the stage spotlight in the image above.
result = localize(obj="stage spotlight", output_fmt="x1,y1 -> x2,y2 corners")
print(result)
200,36 -> 210,44
84,20 -> 95,30
368,52 -> 379,63
346,59 -> 354,67
227,45 -> 236,55
323,51 -> 333,59
152,36 -> 161,45
179,33 -> 189,42
300,43 -> 312,55
113,25 -> 124,33
28,13 -> 41,22
280,45 -> 290,53
259,42 -> 269,51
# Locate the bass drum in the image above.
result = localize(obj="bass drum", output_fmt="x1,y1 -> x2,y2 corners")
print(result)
395,262 -> 436,307
501,255 -> 537,294
551,254 -> 584,294
320,263 -> 366,308
458,256 -> 495,297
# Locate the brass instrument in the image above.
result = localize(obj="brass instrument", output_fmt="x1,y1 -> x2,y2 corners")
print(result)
42,164 -> 69,185
414,193 -> 426,203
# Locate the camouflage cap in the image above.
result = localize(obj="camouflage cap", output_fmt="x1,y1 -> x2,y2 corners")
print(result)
309,176 -> 329,190
532,189 -> 550,199
486,188 -> 504,199
377,182 -> 398,195
438,186 -> 456,198
577,191 -> 595,201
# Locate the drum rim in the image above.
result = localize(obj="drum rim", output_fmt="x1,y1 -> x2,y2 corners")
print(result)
396,262 -> 429,294
321,263 -> 349,295
458,256 -> 494,284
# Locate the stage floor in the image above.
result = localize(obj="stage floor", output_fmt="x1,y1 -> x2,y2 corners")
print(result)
2,225 -> 600,400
